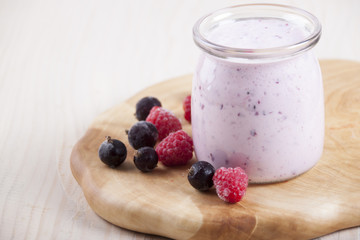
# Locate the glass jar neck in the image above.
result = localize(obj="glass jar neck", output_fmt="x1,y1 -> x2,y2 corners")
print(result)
193,4 -> 321,63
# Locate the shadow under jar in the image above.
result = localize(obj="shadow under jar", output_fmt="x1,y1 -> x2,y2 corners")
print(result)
192,4 -> 324,183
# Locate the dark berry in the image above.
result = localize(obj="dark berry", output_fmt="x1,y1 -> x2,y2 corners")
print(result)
128,121 -> 158,149
134,147 -> 158,172
98,136 -> 127,168
135,96 -> 162,121
188,161 -> 215,191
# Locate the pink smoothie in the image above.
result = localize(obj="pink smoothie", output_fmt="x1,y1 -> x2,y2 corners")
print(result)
192,18 -> 324,183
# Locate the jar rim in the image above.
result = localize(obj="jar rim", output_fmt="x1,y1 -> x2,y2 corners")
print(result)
193,4 -> 322,60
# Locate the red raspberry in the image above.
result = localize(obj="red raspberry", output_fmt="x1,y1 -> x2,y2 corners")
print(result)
155,130 -> 193,166
213,167 -> 248,203
183,95 -> 191,123
146,106 -> 182,140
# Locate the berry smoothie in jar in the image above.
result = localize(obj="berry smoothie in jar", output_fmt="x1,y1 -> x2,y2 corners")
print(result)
192,4 -> 324,183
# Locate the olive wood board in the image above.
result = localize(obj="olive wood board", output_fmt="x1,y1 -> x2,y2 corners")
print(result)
70,60 -> 360,240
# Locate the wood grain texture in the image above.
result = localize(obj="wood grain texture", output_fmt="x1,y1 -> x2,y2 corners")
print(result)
70,60 -> 360,240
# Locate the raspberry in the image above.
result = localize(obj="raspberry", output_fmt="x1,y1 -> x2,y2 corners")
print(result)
213,167 -> 248,203
146,106 -> 182,140
155,130 -> 193,166
183,95 -> 191,123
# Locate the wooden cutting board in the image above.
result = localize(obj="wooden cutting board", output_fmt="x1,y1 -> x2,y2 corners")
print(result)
70,60 -> 360,240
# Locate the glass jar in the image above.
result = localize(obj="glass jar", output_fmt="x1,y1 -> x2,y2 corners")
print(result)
192,4 -> 324,183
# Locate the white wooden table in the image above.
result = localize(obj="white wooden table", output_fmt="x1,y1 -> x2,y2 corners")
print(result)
1,0 -> 359,239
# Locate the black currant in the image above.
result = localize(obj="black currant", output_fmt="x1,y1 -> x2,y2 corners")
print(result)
98,136 -> 127,168
128,121 -> 158,149
134,147 -> 158,172
188,161 -> 215,191
135,96 -> 162,120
